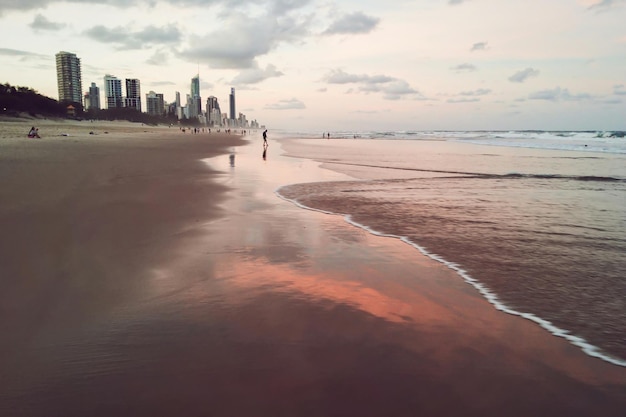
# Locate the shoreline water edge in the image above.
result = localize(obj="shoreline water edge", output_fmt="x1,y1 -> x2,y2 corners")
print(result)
274,131 -> 626,368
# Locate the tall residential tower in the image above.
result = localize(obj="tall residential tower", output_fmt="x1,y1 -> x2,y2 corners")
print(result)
146,91 -> 165,116
229,88 -> 236,122
206,96 -> 221,126
104,75 -> 123,109
85,82 -> 101,110
124,78 -> 141,111
56,51 -> 83,104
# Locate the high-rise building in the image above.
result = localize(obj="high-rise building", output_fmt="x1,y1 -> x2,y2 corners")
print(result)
146,91 -> 165,116
238,112 -> 248,128
104,75 -> 123,109
124,78 -> 141,111
85,82 -> 100,110
56,51 -> 83,104
229,88 -> 236,121
206,96 -> 221,126
190,75 -> 201,117
175,91 -> 184,119
191,75 -> 200,98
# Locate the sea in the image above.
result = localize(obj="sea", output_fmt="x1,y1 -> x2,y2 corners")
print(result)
275,129 -> 626,367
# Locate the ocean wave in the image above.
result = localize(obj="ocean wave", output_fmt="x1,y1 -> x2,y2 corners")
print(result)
274,129 -> 626,154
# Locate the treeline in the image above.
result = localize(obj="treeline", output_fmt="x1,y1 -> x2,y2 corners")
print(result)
85,107 -> 178,126
1,83 -> 67,117
1,82 -> 183,126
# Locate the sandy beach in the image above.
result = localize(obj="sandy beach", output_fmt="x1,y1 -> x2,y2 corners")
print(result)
0,120 -> 625,416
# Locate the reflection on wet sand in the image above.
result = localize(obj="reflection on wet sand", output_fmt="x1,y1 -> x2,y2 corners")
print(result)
1,132 -> 625,416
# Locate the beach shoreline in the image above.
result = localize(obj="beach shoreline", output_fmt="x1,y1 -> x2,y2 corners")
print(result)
277,137 -> 626,364
1,122 -> 625,416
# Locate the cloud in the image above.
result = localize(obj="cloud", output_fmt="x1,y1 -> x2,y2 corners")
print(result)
508,67 -> 540,83
0,0 -> 44,14
470,42 -> 488,52
265,98 -> 305,110
231,64 -> 284,85
84,24 -> 182,50
450,63 -> 477,72
0,47 -> 47,58
0,0 -> 310,14
443,88 -> 490,104
178,12 -> 311,69
379,80 -> 418,100
528,87 -> 592,101
447,97 -> 480,103
613,84 -> 626,95
322,69 -> 393,84
323,12 -> 380,35
0,48 -> 50,70
448,0 -> 469,4
322,69 -> 420,100
200,80 -> 214,90
459,88 -> 491,96
146,49 -> 169,65
29,14 -> 66,31
586,0 -> 625,11
323,69 -> 362,84
6,0 -> 314,70
0,0 -> 124,15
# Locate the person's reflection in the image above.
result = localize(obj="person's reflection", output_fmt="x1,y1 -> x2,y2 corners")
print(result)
229,153 -> 235,167
262,143 -> 268,160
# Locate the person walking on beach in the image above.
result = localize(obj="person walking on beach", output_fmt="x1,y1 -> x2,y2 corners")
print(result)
263,129 -> 268,147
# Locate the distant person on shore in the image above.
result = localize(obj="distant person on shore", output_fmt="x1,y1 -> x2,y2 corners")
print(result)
263,129 -> 268,147
27,127 -> 40,138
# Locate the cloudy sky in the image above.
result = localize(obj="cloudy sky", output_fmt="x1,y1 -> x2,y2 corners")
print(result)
1,0 -> 624,131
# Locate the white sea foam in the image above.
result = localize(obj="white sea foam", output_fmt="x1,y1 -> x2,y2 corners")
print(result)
274,129 -> 626,155
275,188 -> 626,368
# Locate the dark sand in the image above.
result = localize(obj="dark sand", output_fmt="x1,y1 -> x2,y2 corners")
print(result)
0,123 -> 624,416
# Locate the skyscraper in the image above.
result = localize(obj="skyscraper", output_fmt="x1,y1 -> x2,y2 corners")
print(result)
104,75 -> 123,109
56,51 -> 83,104
229,87 -> 236,122
206,96 -> 221,126
124,78 -> 141,111
146,91 -> 165,116
191,75 -> 200,98
190,75 -> 201,117
175,91 -> 183,119
86,82 -> 100,110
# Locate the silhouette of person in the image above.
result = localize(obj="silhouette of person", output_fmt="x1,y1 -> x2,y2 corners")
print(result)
263,129 -> 268,146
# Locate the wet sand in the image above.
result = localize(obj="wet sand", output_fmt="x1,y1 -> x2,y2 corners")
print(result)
0,124 -> 625,416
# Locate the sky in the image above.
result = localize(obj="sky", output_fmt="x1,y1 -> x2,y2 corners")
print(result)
0,0 -> 625,131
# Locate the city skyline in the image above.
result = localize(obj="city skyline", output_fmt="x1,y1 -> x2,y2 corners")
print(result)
56,56 -> 242,124
1,0 -> 625,131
